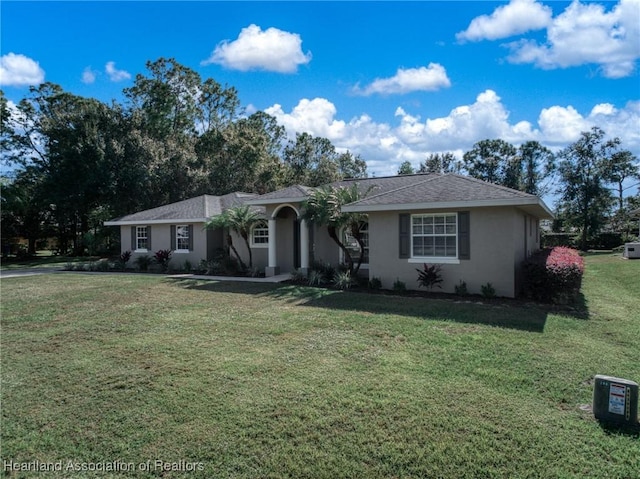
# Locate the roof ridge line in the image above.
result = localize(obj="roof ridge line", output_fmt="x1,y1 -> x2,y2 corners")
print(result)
451,174 -> 536,197
345,174 -> 441,206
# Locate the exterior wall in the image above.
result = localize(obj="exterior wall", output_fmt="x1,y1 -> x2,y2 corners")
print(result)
367,207 -> 522,298
119,223 -> 208,268
311,223 -> 340,266
229,229 -> 268,271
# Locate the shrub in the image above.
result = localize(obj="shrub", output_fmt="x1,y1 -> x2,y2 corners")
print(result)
119,250 -> 132,271
368,276 -> 382,290
332,271 -> 354,290
307,270 -> 326,286
416,263 -> 443,290
481,282 -> 496,299
248,267 -> 263,278
523,247 -> 584,304
134,255 -> 153,272
454,280 -> 469,296
392,278 -> 406,292
153,249 -> 172,272
183,260 -> 193,273
95,259 -> 110,272
290,268 -> 307,284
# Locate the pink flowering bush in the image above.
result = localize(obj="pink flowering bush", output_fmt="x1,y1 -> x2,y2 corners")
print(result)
523,247 -> 584,304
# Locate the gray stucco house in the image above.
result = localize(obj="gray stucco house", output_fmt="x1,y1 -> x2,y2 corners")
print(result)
105,173 -> 553,297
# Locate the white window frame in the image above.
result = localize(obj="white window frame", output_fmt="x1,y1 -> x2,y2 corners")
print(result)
250,221 -> 269,248
340,222 -> 369,268
408,213 -> 460,264
175,225 -> 190,253
135,226 -> 148,252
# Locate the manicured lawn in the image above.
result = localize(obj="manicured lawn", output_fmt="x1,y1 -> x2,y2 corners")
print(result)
1,255 -> 638,478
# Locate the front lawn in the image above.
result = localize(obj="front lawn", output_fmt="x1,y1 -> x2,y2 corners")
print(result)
1,255 -> 638,478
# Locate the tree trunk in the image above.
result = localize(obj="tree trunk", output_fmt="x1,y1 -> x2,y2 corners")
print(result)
327,225 -> 353,274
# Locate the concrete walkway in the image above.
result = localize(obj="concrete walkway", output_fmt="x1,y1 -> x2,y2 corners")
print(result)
0,268 -> 291,283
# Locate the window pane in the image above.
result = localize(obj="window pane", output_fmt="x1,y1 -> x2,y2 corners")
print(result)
446,236 -> 457,256
445,224 -> 456,234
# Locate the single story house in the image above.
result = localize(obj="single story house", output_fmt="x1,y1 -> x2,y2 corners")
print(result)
105,173 -> 553,297
104,192 -> 267,268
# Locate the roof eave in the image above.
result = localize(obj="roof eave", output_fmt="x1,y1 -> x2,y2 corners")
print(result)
343,197 -> 554,218
245,196 -> 309,206
104,218 -> 209,226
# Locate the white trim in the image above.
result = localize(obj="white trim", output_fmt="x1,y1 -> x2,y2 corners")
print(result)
410,212 -> 458,260
408,258 -> 460,265
174,250 -> 190,254
250,221 -> 269,248
271,203 -> 301,219
134,249 -> 149,254
104,218 -> 207,226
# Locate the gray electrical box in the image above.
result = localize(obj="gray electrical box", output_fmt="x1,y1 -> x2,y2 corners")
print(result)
593,375 -> 638,425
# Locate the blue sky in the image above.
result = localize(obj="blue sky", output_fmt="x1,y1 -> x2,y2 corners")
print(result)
2,0 -> 639,180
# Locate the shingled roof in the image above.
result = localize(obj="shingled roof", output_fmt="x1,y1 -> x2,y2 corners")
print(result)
342,174 -> 553,218
104,192 -> 263,225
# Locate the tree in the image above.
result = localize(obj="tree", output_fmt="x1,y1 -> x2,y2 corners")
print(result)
205,205 -> 263,270
463,139 -> 518,187
283,132 -> 366,187
397,161 -> 415,175
518,141 -> 555,195
418,153 -> 460,174
556,127 -> 619,251
302,184 -> 370,275
607,149 -> 639,211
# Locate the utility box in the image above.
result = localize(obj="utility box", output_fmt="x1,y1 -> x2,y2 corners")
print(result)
623,243 -> 640,259
593,375 -> 638,425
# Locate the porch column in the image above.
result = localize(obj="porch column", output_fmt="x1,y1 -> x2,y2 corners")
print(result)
300,219 -> 309,272
266,218 -> 280,276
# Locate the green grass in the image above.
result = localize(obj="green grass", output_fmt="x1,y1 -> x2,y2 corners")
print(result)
0,250 -> 102,271
1,255 -> 639,478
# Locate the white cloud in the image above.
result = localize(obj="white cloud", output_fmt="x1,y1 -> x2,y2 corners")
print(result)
456,0 -> 552,42
506,0 -> 640,78
81,67 -> 97,84
203,24 -> 312,73
105,61 -> 131,82
353,63 -> 451,96
0,53 -> 45,86
264,93 -> 640,178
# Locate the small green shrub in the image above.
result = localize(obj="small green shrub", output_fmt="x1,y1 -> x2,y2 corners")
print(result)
393,278 -> 406,292
248,267 -> 263,278
311,261 -> 336,280
454,280 -> 469,296
481,282 -> 496,299
134,255 -> 152,272
368,276 -> 382,290
74,262 -> 87,271
182,260 -> 193,273
63,262 -> 75,271
416,263 -> 443,290
95,259 -> 110,272
118,251 -> 132,271
290,268 -> 307,284
332,271 -> 354,290
307,270 -> 326,286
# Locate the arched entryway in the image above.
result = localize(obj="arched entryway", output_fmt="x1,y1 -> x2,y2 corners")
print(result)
266,204 -> 310,276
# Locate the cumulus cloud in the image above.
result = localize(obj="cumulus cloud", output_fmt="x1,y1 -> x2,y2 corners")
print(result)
456,0 -> 552,42
264,92 -> 640,177
203,24 -> 312,73
0,53 -> 45,86
81,67 -> 97,84
506,0 -> 640,78
105,61 -> 131,82
353,63 -> 451,96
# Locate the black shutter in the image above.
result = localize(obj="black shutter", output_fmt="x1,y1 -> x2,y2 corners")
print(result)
171,225 -> 176,250
458,211 -> 470,260
131,226 -> 136,250
147,226 -> 152,251
399,214 -> 410,259
188,225 -> 194,251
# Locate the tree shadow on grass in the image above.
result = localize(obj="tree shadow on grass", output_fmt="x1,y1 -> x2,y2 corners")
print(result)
598,420 -> 640,439
167,278 -> 549,333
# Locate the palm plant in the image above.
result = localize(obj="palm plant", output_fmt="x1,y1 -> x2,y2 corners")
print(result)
302,184 -> 370,275
205,205 -> 263,270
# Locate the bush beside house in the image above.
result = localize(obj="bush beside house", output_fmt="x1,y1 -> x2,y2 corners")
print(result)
523,247 -> 585,304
